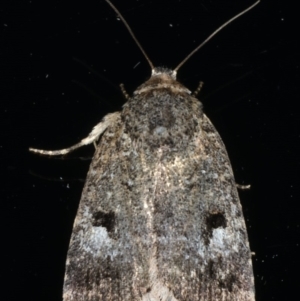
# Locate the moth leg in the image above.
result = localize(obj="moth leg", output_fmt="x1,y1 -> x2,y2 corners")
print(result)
192,81 -> 204,96
120,83 -> 130,100
29,112 -> 120,156
236,183 -> 251,190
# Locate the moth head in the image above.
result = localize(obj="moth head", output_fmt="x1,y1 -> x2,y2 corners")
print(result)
152,68 -> 177,80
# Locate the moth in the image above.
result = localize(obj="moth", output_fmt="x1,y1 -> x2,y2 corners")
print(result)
30,0 -> 259,300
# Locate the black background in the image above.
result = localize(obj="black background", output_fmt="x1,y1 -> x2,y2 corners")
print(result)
2,0 -> 299,300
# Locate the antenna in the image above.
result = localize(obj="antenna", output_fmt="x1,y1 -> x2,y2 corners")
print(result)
174,0 -> 260,72
104,0 -> 154,70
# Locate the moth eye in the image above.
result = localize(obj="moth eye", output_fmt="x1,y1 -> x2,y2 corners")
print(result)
92,210 -> 115,233
206,212 -> 227,230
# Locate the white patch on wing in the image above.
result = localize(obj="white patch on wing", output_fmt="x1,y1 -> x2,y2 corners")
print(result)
210,228 -> 226,251
210,228 -> 239,256
81,226 -> 112,256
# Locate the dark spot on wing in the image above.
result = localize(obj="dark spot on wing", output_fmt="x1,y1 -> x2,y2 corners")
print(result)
92,210 -> 115,233
206,212 -> 226,230
204,212 -> 227,245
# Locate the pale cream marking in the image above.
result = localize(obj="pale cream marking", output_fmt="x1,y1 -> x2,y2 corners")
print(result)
29,112 -> 120,155
140,148 -> 179,301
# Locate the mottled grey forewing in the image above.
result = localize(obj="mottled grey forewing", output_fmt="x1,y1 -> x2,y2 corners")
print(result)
63,86 -> 254,301
152,113 -> 255,301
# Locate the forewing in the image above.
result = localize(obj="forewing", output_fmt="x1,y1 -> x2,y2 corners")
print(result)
63,94 -> 254,301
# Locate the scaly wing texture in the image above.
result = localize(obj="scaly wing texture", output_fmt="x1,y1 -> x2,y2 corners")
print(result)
63,89 -> 254,301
